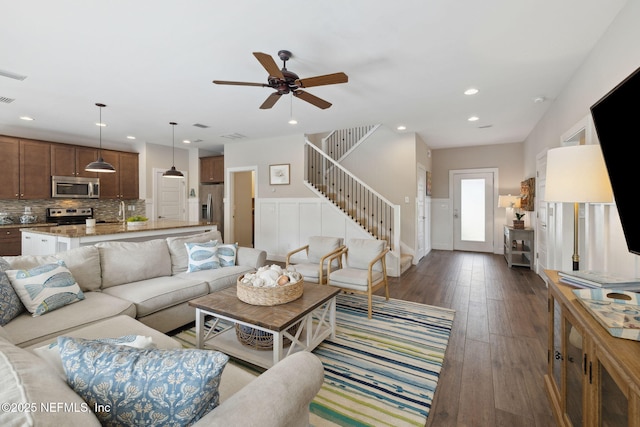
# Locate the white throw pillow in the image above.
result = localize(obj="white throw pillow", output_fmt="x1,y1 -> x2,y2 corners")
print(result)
185,241 -> 220,272
6,260 -> 84,316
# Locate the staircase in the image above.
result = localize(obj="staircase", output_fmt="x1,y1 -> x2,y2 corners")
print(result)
304,125 -> 414,276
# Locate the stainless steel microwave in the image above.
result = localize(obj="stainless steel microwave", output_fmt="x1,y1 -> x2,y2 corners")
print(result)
51,176 -> 100,199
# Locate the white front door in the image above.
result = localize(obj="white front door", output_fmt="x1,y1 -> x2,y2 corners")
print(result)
154,169 -> 186,220
452,170 -> 495,253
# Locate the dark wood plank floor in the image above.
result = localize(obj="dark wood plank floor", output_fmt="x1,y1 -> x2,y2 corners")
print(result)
375,250 -> 555,427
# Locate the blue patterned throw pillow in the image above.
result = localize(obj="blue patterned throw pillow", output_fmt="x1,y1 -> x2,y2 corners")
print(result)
58,337 -> 229,427
0,257 -> 26,325
5,260 -> 84,316
185,241 -> 220,272
217,243 -> 238,267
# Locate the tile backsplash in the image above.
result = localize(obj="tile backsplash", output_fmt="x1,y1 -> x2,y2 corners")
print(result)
0,199 -> 146,224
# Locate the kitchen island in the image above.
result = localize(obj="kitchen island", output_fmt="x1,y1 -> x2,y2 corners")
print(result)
20,220 -> 217,255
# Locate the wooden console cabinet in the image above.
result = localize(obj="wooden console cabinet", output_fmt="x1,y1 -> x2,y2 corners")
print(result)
543,270 -> 640,426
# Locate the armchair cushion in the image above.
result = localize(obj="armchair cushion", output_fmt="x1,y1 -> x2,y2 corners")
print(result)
307,236 -> 343,264
328,269 -> 385,292
346,239 -> 386,272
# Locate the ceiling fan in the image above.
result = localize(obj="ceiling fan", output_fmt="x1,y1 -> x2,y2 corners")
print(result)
213,50 -> 348,110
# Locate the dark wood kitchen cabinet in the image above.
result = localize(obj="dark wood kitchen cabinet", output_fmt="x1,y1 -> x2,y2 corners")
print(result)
51,144 -> 98,178
200,156 -> 224,183
0,227 -> 21,256
99,150 -> 139,199
0,136 -> 51,199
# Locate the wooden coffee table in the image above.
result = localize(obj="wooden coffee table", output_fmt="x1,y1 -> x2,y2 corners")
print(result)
189,283 -> 341,369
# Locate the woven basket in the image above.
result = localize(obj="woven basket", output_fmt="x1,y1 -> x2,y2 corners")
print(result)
235,322 -> 301,351
236,275 -> 304,306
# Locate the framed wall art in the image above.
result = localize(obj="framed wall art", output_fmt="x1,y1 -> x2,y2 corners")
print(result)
269,164 -> 290,185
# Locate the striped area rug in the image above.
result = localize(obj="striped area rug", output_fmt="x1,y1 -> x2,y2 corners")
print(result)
311,294 -> 454,427
172,293 -> 454,427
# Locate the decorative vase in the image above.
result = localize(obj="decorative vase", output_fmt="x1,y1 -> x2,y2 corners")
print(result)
513,220 -> 525,229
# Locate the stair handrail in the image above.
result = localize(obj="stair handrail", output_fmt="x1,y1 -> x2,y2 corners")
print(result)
305,139 -> 400,252
322,124 -> 380,162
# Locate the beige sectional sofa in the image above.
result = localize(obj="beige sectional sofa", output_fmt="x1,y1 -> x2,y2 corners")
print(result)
2,229 -> 266,346
0,230 -> 325,426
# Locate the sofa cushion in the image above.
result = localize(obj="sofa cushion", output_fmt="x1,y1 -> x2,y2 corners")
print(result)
166,230 -> 222,274
59,336 -> 229,427
175,265 -> 256,293
186,241 -> 220,272
3,245 -> 102,292
0,335 -> 101,427
97,239 -> 172,288
0,257 -> 25,325
102,276 -> 209,317
6,260 -> 85,316
4,292 -> 136,347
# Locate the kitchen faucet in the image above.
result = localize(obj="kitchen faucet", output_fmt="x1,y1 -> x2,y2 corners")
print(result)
119,201 -> 126,223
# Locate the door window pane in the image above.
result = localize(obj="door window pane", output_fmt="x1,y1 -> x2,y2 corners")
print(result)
461,178 -> 485,242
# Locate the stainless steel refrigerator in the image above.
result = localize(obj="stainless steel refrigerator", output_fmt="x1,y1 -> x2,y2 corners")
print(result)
200,184 -> 224,239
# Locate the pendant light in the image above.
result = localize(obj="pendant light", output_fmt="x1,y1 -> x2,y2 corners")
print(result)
163,122 -> 184,178
85,103 -> 116,173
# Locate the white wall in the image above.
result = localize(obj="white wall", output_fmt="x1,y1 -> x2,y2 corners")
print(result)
524,0 -> 640,277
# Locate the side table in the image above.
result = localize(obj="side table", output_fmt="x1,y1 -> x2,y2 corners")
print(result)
503,225 -> 534,269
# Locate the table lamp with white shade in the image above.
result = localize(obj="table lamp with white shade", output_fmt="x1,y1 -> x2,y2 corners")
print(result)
545,144 -> 613,271
498,194 -> 522,226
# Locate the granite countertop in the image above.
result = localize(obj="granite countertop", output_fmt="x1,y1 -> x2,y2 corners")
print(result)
19,220 -> 217,238
1,222 -> 53,229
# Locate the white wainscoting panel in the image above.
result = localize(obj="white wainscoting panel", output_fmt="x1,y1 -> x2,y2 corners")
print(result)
255,198 -> 372,261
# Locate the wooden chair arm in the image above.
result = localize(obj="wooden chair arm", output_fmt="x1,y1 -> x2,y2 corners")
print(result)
326,247 -> 347,277
285,245 -> 309,267
368,246 -> 390,276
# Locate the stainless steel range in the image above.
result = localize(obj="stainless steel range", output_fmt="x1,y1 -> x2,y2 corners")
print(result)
46,207 -> 93,225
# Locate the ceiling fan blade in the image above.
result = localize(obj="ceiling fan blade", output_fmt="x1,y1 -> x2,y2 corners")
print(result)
253,52 -> 284,80
260,92 -> 282,109
213,80 -> 267,87
293,90 -> 332,109
295,72 -> 348,88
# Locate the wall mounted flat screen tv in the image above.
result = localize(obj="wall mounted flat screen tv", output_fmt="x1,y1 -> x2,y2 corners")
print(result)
590,65 -> 640,255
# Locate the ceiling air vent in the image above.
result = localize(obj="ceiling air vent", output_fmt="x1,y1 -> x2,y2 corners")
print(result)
0,96 -> 15,104
220,133 -> 246,140
0,69 -> 27,81
193,123 -> 210,128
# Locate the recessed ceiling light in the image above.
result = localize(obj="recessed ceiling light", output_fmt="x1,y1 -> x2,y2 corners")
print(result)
126,135 -> 136,140
19,116 -> 34,121
533,96 -> 546,103
468,116 -> 479,122
95,122 -> 106,127
182,139 -> 191,144
464,88 -> 479,95
396,125 -> 407,131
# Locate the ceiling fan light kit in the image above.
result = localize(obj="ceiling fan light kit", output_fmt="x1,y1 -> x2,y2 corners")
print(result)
163,121 -> 184,179
213,50 -> 348,111
85,103 -> 116,173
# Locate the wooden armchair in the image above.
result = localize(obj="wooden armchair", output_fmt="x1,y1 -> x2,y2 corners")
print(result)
285,236 -> 344,284
327,238 -> 389,318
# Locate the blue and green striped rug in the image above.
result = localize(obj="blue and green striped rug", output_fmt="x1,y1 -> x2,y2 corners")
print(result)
173,293 -> 454,427
310,294 -> 455,427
